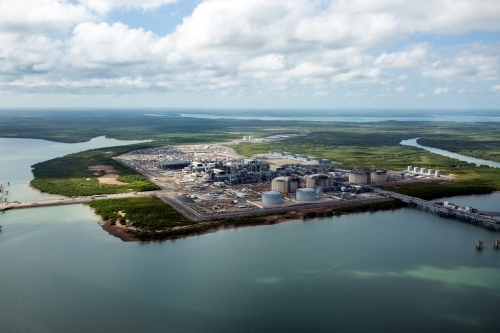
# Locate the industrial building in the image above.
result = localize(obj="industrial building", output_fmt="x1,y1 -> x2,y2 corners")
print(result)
159,160 -> 192,170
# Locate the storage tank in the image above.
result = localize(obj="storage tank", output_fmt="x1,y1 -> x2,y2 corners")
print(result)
421,168 -> 426,174
413,167 -> 419,173
428,169 -> 434,175
370,170 -> 388,183
435,170 -> 441,177
316,187 -> 324,196
272,176 -> 300,194
271,178 -> 286,193
407,166 -> 412,172
296,188 -> 317,201
262,191 -> 283,205
305,176 -> 316,188
348,171 -> 368,185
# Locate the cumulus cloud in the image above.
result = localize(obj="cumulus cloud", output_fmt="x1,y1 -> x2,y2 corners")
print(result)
434,87 -> 450,94
1,0 -> 500,104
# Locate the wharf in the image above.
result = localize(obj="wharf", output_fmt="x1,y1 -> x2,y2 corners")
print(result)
372,188 -> 500,231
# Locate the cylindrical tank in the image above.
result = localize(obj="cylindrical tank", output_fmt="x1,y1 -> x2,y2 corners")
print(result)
370,170 -> 388,183
421,168 -> 426,174
413,167 -> 419,173
428,169 -> 433,175
296,188 -> 317,201
272,176 -> 300,193
348,172 -> 367,185
271,178 -> 286,193
305,176 -> 316,188
435,170 -> 441,177
316,187 -> 324,196
407,166 -> 412,172
262,191 -> 283,205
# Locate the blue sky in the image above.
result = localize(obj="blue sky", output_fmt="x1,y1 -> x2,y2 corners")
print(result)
1,0 -> 499,109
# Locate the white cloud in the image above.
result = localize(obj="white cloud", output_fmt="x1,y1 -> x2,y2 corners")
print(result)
2,0 -> 500,105
0,0 -> 94,35
491,85 -> 500,94
78,0 -> 177,15
434,87 -> 450,94
417,93 -> 425,98
457,88 -> 466,94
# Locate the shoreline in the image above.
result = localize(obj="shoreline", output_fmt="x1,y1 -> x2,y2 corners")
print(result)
97,197 -> 400,242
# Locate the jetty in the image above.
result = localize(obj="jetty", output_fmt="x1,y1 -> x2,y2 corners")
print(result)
372,188 -> 500,231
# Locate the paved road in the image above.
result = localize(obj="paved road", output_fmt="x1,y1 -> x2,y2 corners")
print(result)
0,191 -> 164,211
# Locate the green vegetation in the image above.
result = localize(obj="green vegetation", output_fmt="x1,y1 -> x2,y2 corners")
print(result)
30,142 -> 162,196
87,196 -> 193,230
232,128 -> 500,200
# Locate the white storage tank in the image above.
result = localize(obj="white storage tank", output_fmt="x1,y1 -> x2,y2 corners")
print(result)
435,170 -> 441,177
413,167 -> 419,173
262,191 -> 283,205
428,169 -> 433,175
296,188 -> 317,201
348,171 -> 368,185
421,168 -> 426,174
407,166 -> 412,172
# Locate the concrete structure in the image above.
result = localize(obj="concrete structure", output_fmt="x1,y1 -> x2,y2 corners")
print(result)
370,170 -> 388,183
272,176 -> 300,194
262,191 -> 283,205
348,171 -> 368,185
305,174 -> 333,188
296,188 -> 317,201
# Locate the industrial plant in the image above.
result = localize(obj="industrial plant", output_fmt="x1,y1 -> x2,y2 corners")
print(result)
115,146 -> 449,219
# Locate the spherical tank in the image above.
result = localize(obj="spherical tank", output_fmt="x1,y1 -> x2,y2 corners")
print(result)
262,191 -> 283,205
296,188 -> 317,201
348,172 -> 367,185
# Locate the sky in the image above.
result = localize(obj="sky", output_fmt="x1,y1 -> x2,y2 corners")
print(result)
1,0 -> 500,109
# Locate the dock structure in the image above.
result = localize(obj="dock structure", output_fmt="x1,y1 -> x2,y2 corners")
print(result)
475,239 -> 500,250
372,188 -> 500,231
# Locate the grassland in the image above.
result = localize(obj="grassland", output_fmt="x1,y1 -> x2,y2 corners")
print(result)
30,142 -> 162,196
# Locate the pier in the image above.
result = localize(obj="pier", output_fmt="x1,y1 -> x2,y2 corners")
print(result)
372,188 -> 500,231
475,239 -> 500,250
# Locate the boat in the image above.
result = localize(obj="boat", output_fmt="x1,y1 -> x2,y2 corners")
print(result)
0,225 -> 2,231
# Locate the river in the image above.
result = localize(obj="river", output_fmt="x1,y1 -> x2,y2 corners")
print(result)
1,137 -> 499,333
400,138 -> 500,168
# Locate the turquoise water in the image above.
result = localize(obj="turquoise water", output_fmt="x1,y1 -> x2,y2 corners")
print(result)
1,137 -> 500,332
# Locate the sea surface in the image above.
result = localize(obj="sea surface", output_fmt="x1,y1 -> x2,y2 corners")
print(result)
1,137 -> 500,332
